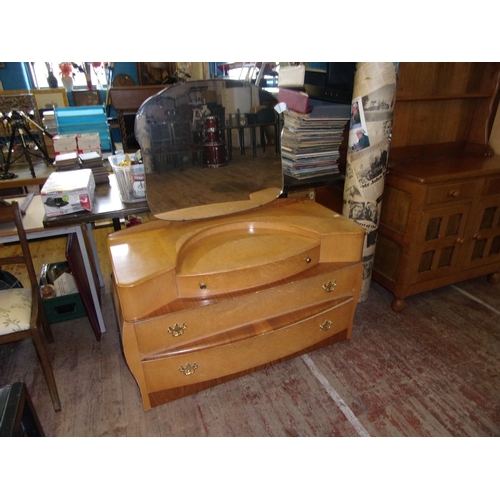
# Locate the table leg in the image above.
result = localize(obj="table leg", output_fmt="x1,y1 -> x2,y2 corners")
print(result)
75,226 -> 106,334
86,222 -> 105,287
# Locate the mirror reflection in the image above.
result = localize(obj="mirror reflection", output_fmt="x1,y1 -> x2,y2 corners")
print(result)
135,79 -> 283,220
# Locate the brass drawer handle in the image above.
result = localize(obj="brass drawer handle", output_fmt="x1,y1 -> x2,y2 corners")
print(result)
179,363 -> 198,376
168,323 -> 187,337
449,190 -> 459,197
322,280 -> 337,292
320,320 -> 333,331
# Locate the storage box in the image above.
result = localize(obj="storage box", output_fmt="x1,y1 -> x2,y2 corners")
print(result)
40,262 -> 87,324
52,134 -> 78,155
108,153 -> 146,203
41,169 -> 95,216
77,133 -> 101,153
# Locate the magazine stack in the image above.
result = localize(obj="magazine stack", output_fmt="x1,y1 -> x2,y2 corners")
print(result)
281,105 -> 350,180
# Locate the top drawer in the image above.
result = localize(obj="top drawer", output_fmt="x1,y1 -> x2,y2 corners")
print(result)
425,180 -> 478,206
482,175 -> 500,197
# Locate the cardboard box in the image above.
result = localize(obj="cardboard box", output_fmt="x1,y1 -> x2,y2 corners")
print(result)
41,169 -> 95,216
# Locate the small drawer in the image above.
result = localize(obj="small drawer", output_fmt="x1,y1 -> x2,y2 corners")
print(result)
425,181 -> 477,206
142,297 -> 354,393
482,175 -> 500,197
133,262 -> 362,355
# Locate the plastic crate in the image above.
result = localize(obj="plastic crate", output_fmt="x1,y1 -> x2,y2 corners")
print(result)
40,262 -> 87,324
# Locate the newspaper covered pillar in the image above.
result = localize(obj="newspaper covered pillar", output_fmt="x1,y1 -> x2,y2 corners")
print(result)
342,62 -> 399,301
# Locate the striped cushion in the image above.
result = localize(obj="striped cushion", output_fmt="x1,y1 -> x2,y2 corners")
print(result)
0,288 -> 32,335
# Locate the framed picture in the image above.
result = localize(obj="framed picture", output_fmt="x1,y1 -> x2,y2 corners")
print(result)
136,62 -> 176,85
72,90 -> 101,106
0,92 -> 40,129
31,88 -> 69,110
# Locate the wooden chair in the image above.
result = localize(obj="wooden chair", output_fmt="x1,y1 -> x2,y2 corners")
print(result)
0,200 -> 61,412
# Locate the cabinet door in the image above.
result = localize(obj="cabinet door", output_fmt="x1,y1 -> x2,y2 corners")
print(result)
463,198 -> 500,270
410,204 -> 470,284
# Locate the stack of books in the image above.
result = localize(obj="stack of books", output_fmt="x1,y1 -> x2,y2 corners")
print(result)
54,151 -> 80,171
281,105 -> 350,180
79,151 -> 109,184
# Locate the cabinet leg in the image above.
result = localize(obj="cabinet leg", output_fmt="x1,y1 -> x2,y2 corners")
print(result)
487,272 -> 500,285
391,297 -> 405,312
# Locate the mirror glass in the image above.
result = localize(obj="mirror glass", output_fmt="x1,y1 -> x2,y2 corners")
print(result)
135,79 -> 283,220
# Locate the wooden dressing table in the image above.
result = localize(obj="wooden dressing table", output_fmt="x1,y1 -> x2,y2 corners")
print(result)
107,80 -> 364,410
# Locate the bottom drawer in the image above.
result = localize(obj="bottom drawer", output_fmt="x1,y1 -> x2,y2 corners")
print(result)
142,297 -> 353,393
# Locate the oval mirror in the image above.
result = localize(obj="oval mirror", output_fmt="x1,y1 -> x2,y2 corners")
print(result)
134,79 -> 283,221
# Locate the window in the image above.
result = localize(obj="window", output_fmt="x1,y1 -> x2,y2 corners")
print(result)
27,62 -> 109,90
223,62 -> 280,90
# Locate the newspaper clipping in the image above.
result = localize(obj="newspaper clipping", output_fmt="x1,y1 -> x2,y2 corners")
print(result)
343,62 -> 399,300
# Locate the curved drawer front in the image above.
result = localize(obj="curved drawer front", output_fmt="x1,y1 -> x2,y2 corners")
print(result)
176,245 -> 321,298
142,297 -> 353,393
133,263 -> 361,355
176,221 -> 321,297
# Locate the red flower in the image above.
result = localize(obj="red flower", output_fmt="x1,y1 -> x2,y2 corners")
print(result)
59,62 -> 73,78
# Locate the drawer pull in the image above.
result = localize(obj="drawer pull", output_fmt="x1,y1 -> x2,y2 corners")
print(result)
199,283 -> 207,290
449,190 -> 459,198
320,320 -> 333,331
168,323 -> 187,337
305,257 -> 312,263
179,363 -> 198,376
322,280 -> 337,292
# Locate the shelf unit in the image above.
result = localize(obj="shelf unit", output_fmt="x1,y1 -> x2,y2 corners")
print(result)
372,62 -> 500,311
55,105 -> 112,151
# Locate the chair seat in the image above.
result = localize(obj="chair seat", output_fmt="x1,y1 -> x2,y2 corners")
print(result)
0,288 -> 32,335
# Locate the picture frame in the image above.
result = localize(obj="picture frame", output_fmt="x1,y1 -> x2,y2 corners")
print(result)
72,90 -> 101,106
136,62 -> 176,85
31,88 -> 69,110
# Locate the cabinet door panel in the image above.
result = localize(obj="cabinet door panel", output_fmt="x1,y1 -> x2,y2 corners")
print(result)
463,199 -> 500,270
411,204 -> 470,283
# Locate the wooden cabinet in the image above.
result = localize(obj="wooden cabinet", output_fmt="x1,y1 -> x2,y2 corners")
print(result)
372,62 -> 500,311
108,198 -> 364,410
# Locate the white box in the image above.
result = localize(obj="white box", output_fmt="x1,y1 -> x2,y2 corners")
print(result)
77,133 -> 101,152
52,134 -> 78,155
41,170 -> 96,217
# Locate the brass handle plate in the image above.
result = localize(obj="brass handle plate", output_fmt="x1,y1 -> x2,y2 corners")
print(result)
179,363 -> 198,376
322,280 -> 337,292
320,320 -> 333,331
168,323 -> 187,337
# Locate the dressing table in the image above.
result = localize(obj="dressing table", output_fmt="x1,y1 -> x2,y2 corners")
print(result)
107,80 -> 365,410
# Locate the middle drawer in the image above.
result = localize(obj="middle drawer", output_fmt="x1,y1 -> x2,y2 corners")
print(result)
133,262 -> 361,355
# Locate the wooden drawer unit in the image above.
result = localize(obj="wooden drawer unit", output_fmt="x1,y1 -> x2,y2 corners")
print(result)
373,154 -> 500,311
109,199 -> 365,410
